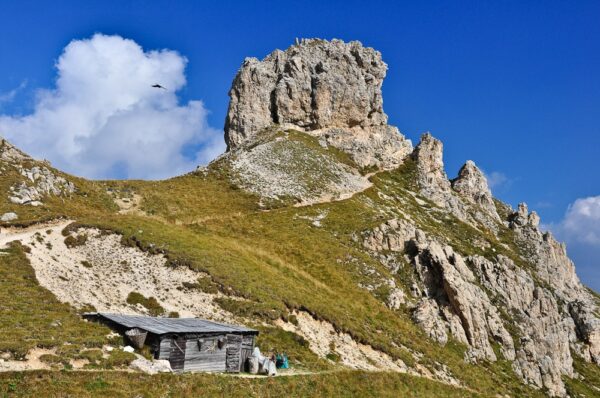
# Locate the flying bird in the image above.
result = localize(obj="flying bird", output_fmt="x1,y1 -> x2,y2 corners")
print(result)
152,84 -> 167,90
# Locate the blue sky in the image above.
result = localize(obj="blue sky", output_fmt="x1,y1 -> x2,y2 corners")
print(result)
0,0 -> 598,288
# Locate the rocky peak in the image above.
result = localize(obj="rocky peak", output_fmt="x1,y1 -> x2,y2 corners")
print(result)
451,160 -> 499,219
410,133 -> 453,205
225,38 -> 388,150
509,202 -> 540,229
0,138 -> 32,164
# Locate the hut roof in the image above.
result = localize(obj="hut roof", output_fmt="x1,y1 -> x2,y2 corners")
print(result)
86,313 -> 258,335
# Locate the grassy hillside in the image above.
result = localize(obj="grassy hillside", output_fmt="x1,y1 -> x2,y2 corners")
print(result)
1,132 -> 598,396
0,370 -> 479,398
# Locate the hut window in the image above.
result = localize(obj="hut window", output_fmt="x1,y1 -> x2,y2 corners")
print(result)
217,337 -> 225,349
198,338 -> 216,352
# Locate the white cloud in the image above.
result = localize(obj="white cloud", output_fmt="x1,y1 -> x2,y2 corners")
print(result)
0,80 -> 27,105
550,195 -> 600,291
485,171 -> 509,190
554,196 -> 600,246
0,34 -> 225,179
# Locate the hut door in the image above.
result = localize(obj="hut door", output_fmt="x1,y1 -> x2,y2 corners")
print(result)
169,336 -> 187,372
241,335 -> 254,372
225,334 -> 242,373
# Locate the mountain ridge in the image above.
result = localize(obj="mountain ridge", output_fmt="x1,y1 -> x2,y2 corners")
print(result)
0,38 -> 599,397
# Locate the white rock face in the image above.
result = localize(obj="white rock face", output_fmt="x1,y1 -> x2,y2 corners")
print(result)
451,160 -> 500,220
410,133 -> 470,221
308,125 -> 413,170
224,39 -> 412,170
226,39 -> 387,147
363,215 -> 600,396
410,133 -> 502,232
0,138 -> 31,164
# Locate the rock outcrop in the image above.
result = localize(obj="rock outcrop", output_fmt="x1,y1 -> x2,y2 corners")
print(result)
364,220 -> 515,362
451,160 -> 499,220
410,133 -> 472,221
9,166 -> 75,206
0,138 -> 31,164
0,212 -> 17,222
363,212 -> 600,396
224,39 -> 412,170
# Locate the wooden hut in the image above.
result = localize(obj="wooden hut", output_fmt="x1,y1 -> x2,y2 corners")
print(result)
85,313 -> 258,373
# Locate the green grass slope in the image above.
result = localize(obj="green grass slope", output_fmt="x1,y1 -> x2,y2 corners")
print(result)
0,132 -> 598,396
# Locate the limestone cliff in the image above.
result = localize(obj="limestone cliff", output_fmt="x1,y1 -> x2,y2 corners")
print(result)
219,38 -> 600,396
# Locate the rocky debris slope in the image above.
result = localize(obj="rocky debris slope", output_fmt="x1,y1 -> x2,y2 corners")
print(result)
0,222 -> 232,322
224,39 -> 412,170
224,130 -> 371,206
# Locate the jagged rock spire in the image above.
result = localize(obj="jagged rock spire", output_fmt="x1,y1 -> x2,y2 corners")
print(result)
451,160 -> 500,219
410,132 -> 451,206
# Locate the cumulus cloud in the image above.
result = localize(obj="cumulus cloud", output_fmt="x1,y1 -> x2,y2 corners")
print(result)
485,171 -> 510,190
0,34 -> 225,179
549,196 -> 600,290
554,196 -> 600,246
0,80 -> 27,106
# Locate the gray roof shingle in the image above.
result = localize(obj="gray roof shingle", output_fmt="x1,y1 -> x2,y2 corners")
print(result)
89,313 -> 258,335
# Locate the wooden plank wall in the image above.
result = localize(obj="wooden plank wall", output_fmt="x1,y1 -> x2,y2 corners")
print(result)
183,336 -> 227,372
157,333 -> 256,373
226,334 -> 243,373
169,336 -> 187,371
158,338 -> 172,360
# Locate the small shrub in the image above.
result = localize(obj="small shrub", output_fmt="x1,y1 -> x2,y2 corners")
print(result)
126,291 -> 165,316
165,255 -> 193,269
79,349 -> 104,364
39,354 -> 63,364
79,303 -> 97,313
288,314 -> 299,326
81,260 -> 93,268
64,234 -> 87,248
182,277 -> 219,294
168,311 -> 180,318
84,376 -> 109,391
103,350 -> 136,368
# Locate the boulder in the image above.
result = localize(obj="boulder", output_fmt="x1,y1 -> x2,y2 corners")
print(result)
130,356 -> 172,374
0,212 -> 18,222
